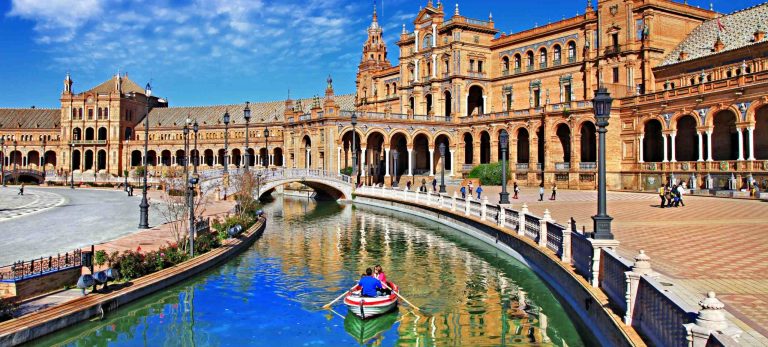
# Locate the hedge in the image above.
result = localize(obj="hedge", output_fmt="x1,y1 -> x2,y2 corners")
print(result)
467,162 -> 511,186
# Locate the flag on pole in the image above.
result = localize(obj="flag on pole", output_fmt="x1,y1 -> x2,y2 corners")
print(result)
717,18 -> 726,32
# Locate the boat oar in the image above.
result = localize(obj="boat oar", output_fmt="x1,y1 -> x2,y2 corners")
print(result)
382,282 -> 420,311
323,285 -> 357,309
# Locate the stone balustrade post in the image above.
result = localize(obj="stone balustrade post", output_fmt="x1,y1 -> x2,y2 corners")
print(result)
587,238 -> 620,288
499,205 -> 506,227
686,292 -> 742,347
402,187 -> 407,200
481,196 -> 488,221
538,209 -> 551,247
451,192 -> 457,211
464,197 -> 471,216
561,227 -> 571,263
624,250 -> 654,325
518,203 -> 528,236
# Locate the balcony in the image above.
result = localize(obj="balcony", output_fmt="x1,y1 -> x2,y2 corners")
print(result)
604,45 -> 621,56
568,56 -> 576,63
514,67 -> 521,74
70,140 -> 106,145
540,62 -> 548,69
502,70 -> 509,76
555,162 -> 571,171
553,59 -> 561,67
580,162 -> 597,170
516,163 -> 529,171
526,65 -> 534,72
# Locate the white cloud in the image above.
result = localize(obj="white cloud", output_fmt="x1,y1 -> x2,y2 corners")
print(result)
10,0 -> 103,42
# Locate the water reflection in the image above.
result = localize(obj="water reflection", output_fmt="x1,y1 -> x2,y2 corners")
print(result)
32,196 -> 586,346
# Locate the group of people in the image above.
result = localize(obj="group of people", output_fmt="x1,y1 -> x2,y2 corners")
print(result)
459,181 -> 483,200
357,265 -> 391,297
538,183 -> 557,201
658,184 -> 685,208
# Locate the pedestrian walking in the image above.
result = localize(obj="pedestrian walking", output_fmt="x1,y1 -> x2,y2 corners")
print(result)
513,182 -> 520,199
658,185 -> 666,208
676,185 -> 686,207
538,183 -> 544,201
420,178 -> 427,192
468,181 -> 474,197
18,183 -> 24,196
128,185 -> 134,196
476,184 -> 483,199
432,178 -> 437,192
406,181 -> 412,191
664,185 -> 673,207
460,185 -> 466,199
549,183 -> 557,200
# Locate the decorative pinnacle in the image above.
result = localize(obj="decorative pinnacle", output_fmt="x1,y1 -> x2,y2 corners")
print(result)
699,292 -> 725,310
454,3 -> 459,16
402,24 -> 406,34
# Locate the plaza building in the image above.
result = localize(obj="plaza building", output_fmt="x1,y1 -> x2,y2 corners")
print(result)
1,0 -> 768,192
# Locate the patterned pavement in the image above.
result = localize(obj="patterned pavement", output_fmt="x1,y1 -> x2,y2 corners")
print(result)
0,187 -> 65,221
442,184 -> 768,345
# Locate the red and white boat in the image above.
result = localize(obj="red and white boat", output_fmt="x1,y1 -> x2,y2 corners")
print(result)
343,282 -> 399,319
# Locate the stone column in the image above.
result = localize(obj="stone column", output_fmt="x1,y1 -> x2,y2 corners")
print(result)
482,95 -> 487,114
736,127 -> 744,161
432,54 -> 437,78
414,59 -> 420,83
638,134 -> 644,163
747,126 -> 756,160
706,130 -> 713,162
670,132 -> 677,162
449,149 -> 455,177
337,147 -> 341,175
662,133 -> 669,162
429,149 -> 435,176
431,24 -> 437,47
697,131 -> 704,162
407,148 -> 413,176
305,148 -> 310,168
518,204 -> 528,236
538,209 -> 551,248
414,29 -> 419,53
384,148 -> 390,177
361,148 -> 367,177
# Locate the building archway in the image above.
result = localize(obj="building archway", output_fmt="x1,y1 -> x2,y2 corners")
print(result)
301,136 -> 312,168
147,150 -> 157,166
175,149 -> 185,166
217,149 -> 226,167
73,128 -> 82,141
98,127 -> 107,141
479,131 -> 491,164
274,148 -> 284,166
84,150 -> 94,170
366,132 -> 386,184
204,149 -> 214,166
463,133 -> 474,164
247,148 -> 255,167
390,133 -> 408,182
341,131 -> 361,173
259,148 -> 268,167
413,133 -> 430,175
97,150 -> 107,171
425,94 -> 433,115
517,128 -> 530,164
44,150 -> 57,167
434,134 -> 451,174
85,128 -> 95,141
232,148 -> 242,167
161,150 -> 172,166
467,85 -> 484,116
643,120 -> 664,162
581,121 -> 597,163
72,150 -> 82,171
712,110 -> 738,160
27,151 -> 40,168
755,106 -> 768,159
676,116 -> 698,161
556,124 -> 571,163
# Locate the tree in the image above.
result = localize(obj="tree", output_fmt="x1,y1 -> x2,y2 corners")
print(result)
153,175 -> 219,252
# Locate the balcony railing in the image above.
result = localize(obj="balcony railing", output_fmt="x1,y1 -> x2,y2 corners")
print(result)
580,162 -> 597,170
540,62 -> 548,69
514,67 -> 521,74
70,140 -> 106,145
536,163 -> 543,171
516,163 -> 529,171
555,162 -> 571,171
604,45 -> 621,55
502,70 -> 509,76
527,65 -> 534,72
568,56 -> 576,63
553,59 -> 561,67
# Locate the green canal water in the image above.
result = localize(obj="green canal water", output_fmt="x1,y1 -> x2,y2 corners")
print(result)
32,197 -> 589,346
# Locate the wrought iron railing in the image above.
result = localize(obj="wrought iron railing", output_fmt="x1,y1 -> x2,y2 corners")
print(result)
0,249 -> 82,281
546,222 -> 564,256
580,162 -> 597,170
524,214 -> 540,241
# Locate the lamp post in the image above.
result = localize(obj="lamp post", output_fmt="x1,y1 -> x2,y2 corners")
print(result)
591,87 -> 614,240
193,120 -> 199,175
392,149 -> 399,188
243,102 -> 251,173
124,139 -> 129,191
183,120 -> 190,226
188,176 -> 198,257
223,110 -> 230,177
256,171 -> 262,201
138,82 -> 152,229
439,143 -> 447,193
41,137 -> 46,178
0,138 -> 5,187
351,112 -> 358,186
499,130 -> 510,204
263,128 -> 270,169
13,140 -> 17,183
70,143 -> 75,189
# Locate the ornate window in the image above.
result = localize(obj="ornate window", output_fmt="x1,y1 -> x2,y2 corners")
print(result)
422,34 -> 432,49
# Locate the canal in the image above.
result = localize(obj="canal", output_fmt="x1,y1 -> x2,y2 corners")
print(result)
31,197 -> 589,346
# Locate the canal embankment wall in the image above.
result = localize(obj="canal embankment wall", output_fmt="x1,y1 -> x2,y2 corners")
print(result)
353,187 -> 743,347
0,218 -> 267,346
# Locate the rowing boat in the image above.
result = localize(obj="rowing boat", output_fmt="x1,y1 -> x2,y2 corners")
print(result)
343,282 -> 399,319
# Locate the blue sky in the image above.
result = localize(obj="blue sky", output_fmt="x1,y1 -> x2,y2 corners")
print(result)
0,0 -> 758,108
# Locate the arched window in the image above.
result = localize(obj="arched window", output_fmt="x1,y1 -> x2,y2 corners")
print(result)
553,45 -> 562,64
567,41 -> 576,62
104,108 -> 109,119
526,51 -> 534,70
539,48 -> 548,68
514,54 -> 521,71
502,56 -> 510,73
422,34 -> 432,49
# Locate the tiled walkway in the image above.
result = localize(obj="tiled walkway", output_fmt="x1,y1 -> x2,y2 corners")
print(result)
443,184 -> 768,345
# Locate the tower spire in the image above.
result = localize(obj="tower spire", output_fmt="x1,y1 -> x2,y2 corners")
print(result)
455,3 -> 460,16
372,0 -> 377,23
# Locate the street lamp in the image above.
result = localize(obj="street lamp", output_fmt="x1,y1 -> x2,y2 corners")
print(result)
243,102 -> 251,172
70,143 -> 75,189
591,87 -> 614,240
13,140 -> 17,183
256,171 -> 263,201
188,176 -> 199,257
193,120 -> 199,175
41,137 -> 47,178
351,112 -> 358,186
499,130 -> 510,204
263,128 -> 270,169
183,120 -> 190,224
392,149 -> 399,188
223,110 -> 230,176
124,139 -> 129,191
439,143 -> 447,193
138,82 -> 152,229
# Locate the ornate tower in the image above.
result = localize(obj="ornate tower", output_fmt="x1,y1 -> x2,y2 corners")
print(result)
356,3 -> 391,107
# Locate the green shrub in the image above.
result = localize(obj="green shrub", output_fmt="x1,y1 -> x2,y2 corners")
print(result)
114,250 -> 145,280
133,166 -> 146,178
94,250 -> 108,267
194,231 -> 220,254
340,166 -> 353,176
468,162 -> 511,186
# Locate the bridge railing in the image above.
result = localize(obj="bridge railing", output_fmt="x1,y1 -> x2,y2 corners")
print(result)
353,185 -> 742,346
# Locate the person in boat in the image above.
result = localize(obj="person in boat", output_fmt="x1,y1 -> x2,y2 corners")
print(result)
358,267 -> 383,297
374,265 -> 391,296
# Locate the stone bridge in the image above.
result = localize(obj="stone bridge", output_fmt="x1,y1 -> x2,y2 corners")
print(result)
2,169 -> 46,184
200,168 -> 354,200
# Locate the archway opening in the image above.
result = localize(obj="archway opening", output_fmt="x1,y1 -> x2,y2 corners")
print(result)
581,121 -> 597,163
98,127 -> 107,141
44,151 -> 57,167
161,150 -> 172,166
97,150 -> 107,171
413,133 -> 430,175
467,85 -> 484,116
426,94 -> 433,115
259,148 -> 268,167
676,115 -> 698,161
434,134 -> 452,174
301,136 -> 312,168
85,128 -> 95,141
463,133 -> 474,164
204,149 -> 214,166
84,150 -> 94,171
340,131 -> 361,174
366,132 -> 386,184
232,148 -> 242,167
444,91 -> 452,118
175,149 -> 185,166
72,150 -> 82,171
517,128 -> 530,164
480,131 -> 491,164
556,124 -> 571,163
274,148 -> 284,167
756,106 -> 768,159
712,111 -> 738,160
643,120 -> 663,162
27,151 -> 40,168
390,133 -> 408,183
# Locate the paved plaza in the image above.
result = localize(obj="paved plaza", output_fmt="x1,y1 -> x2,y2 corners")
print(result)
0,187 -> 163,265
439,184 -> 768,345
